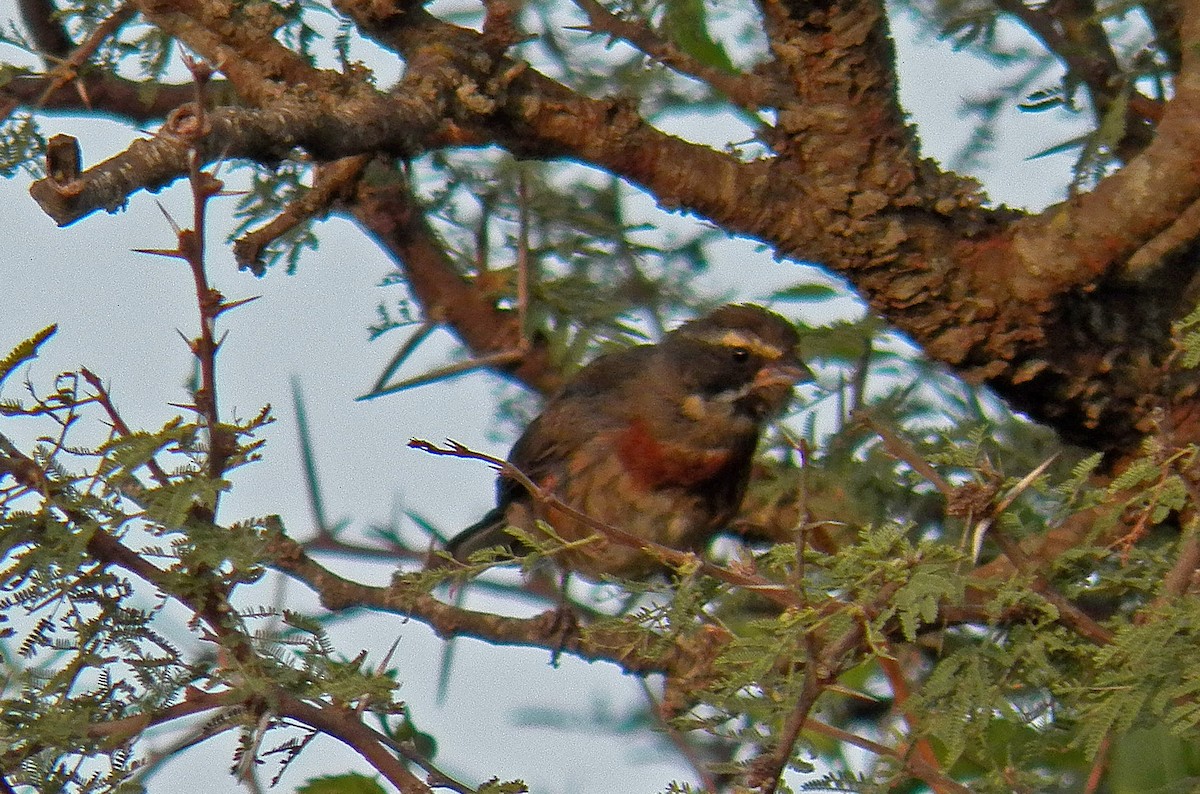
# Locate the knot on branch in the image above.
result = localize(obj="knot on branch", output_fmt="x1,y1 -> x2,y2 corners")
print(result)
164,103 -> 213,140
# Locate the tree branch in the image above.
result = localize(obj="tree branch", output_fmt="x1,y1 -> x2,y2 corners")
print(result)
1,72 -> 238,123
31,3 -> 137,111
234,154 -> 371,273
29,92 -> 443,226
569,0 -> 780,111
16,0 -> 72,61
747,581 -> 906,793
1008,0 -> 1200,290
349,172 -> 564,396
26,0 -> 1200,458
995,0 -> 1158,158
263,521 -> 729,679
273,693 -> 434,793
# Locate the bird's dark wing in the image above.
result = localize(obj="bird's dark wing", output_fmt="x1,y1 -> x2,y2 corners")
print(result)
446,345 -> 657,561
443,504 -> 511,561
499,344 -> 658,505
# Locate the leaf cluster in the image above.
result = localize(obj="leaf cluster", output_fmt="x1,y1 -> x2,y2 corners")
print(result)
0,331 -> 387,792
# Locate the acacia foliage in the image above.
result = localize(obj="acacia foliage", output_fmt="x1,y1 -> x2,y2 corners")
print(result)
3,0 -> 1200,791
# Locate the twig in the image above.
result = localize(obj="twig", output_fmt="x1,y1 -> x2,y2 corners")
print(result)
132,56 -> 260,509
806,708 -> 976,794
968,453 -> 1059,563
350,174 -> 562,396
745,576 -> 974,794
86,690 -> 239,742
362,166 -> 537,398
753,657 -> 825,792
184,62 -> 221,480
1124,192 -> 1200,278
233,154 -> 371,274
515,168 -> 531,352
80,367 -> 171,487
3,71 -> 239,124
878,653 -> 962,794
292,379 -> 333,537
303,533 -> 423,562
370,720 -> 478,794
860,413 -> 1112,644
1157,528 -> 1200,601
33,3 -> 137,110
132,722 -> 241,789
638,680 -> 722,792
0,429 -> 234,637
408,438 -> 803,607
569,0 -> 778,111
857,411 -> 953,497
1082,732 -> 1112,794
748,614 -> 881,793
987,529 -> 1114,645
3,376 -> 443,790
361,349 -> 524,400
846,338 -> 871,415
1145,441 -> 1200,607
993,0 -> 1158,158
369,320 -> 437,396
272,693 -> 436,794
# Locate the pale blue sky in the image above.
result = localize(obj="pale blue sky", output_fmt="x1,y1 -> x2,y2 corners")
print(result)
0,1 -> 1087,790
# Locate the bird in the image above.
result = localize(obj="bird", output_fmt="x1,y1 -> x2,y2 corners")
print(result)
443,303 -> 811,581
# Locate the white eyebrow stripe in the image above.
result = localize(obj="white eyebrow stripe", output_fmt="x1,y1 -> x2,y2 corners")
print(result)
704,330 -> 784,359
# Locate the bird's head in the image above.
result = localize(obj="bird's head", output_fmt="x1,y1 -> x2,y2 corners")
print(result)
665,304 -> 812,422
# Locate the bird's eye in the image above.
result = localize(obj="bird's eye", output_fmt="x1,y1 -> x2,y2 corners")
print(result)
731,347 -> 750,363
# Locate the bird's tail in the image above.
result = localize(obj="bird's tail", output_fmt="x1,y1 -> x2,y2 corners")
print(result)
442,505 -> 517,563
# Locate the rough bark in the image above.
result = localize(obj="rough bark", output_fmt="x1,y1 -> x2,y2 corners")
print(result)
16,0 -> 1200,457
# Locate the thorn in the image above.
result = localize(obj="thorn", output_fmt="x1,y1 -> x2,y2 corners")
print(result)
993,453 -> 1060,514
378,637 -> 402,673
182,53 -> 213,84
72,78 -> 93,109
969,517 -> 993,565
823,683 -> 881,702
175,329 -> 201,355
132,247 -> 188,260
358,348 -> 523,400
214,295 -> 261,316
154,200 -> 182,235
194,171 -> 225,198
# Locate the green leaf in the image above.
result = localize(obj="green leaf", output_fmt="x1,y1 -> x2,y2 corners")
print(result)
1027,133 -> 1090,160
661,0 -> 735,75
0,113 -> 45,179
1019,87 -> 1066,112
770,283 -> 842,302
893,563 -> 961,641
0,325 -> 56,390
299,773 -> 387,794
1108,726 -> 1200,792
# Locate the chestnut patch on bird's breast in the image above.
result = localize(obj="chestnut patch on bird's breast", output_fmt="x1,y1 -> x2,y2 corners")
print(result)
614,419 -> 732,488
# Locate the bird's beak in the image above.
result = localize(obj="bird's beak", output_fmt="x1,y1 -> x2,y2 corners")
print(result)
754,358 -> 814,389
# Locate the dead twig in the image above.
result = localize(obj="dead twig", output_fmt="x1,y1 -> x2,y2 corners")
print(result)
233,154 -> 371,275
408,437 -> 804,606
